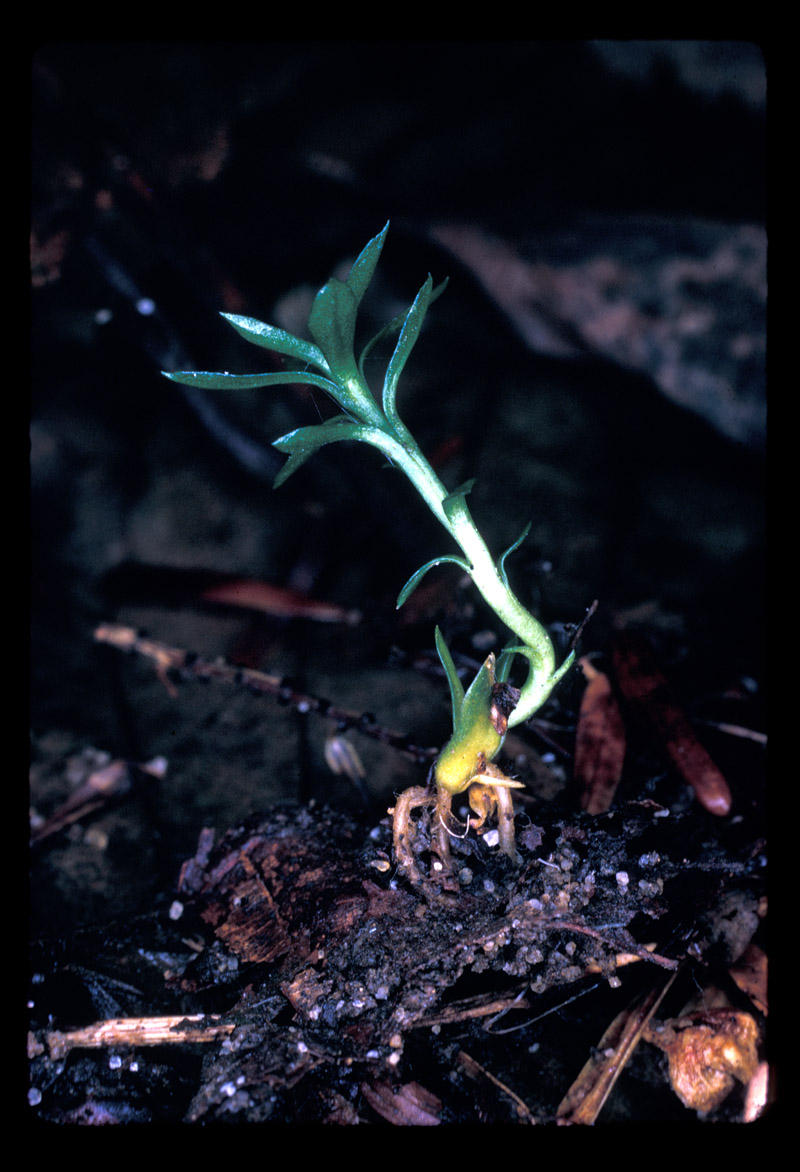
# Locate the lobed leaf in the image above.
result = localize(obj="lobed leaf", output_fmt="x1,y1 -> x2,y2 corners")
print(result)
220,313 -> 330,373
358,277 -> 448,385
272,418 -> 378,488
308,278 -> 361,384
163,369 -> 343,395
345,222 -> 390,307
382,276 -> 433,426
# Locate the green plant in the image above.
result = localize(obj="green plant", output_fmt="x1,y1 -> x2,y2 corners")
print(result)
164,223 -> 575,882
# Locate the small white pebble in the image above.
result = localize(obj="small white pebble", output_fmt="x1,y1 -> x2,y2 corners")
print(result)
616,871 -> 630,888
168,900 -> 184,921
109,1054 -> 122,1069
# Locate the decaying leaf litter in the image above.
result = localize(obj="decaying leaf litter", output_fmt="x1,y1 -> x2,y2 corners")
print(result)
30,665 -> 767,1123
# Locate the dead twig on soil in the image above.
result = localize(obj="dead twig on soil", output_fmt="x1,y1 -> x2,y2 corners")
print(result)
31,1014 -> 234,1060
95,623 -> 437,765
457,1050 -> 536,1123
556,970 -> 679,1124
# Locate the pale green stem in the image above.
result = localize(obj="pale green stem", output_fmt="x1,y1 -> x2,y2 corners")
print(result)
361,425 -> 571,727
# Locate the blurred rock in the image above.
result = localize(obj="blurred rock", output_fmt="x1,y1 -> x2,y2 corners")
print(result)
433,215 -> 765,450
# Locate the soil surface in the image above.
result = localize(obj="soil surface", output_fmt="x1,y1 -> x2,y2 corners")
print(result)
30,43 -> 766,1125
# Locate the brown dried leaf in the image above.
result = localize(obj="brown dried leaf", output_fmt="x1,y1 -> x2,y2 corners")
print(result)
360,1079 -> 441,1125
574,657 -> 627,813
612,632 -> 732,815
201,577 -> 360,624
729,941 -> 768,1016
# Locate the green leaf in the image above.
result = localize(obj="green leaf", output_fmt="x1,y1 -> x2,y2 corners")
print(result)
496,643 -> 526,683
497,522 -> 532,588
358,278 -> 448,384
456,655 -> 498,742
442,479 -> 476,526
272,418 -> 373,488
273,416 -> 362,454
435,626 -> 465,728
308,278 -> 361,383
396,554 -> 471,609
163,369 -> 343,395
382,276 -> 433,426
346,222 -> 389,307
220,314 -> 330,373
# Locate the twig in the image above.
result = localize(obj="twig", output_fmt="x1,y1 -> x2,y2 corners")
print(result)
457,1050 -> 536,1123
34,1014 -> 234,1060
569,598 -> 599,651
556,970 -> 679,1124
693,718 -> 767,745
95,623 -> 437,765
409,989 -> 531,1030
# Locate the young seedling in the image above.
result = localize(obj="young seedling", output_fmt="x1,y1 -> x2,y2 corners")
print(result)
164,224 -> 575,882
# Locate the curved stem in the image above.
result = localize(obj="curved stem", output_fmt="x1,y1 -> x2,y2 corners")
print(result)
364,425 -> 569,726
